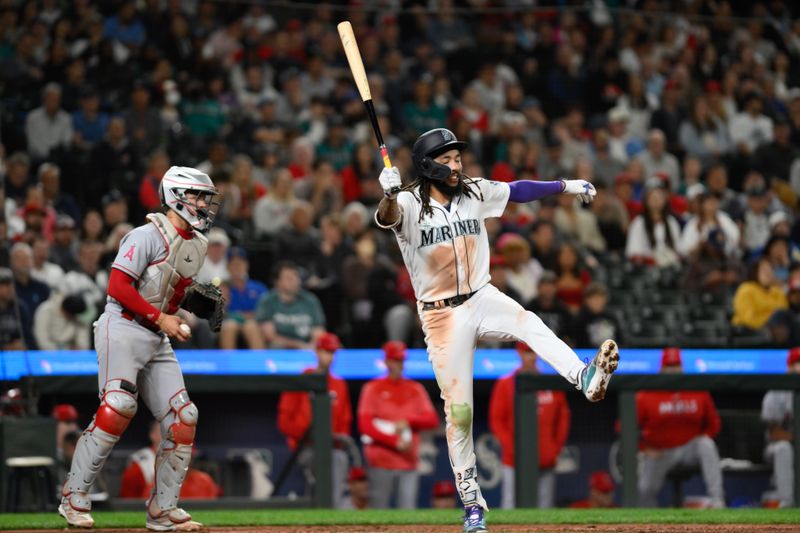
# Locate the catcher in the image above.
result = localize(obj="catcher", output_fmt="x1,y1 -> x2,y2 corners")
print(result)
59,166 -> 224,531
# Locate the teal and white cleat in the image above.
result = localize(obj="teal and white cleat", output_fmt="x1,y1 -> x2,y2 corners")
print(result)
463,504 -> 488,533
580,339 -> 619,402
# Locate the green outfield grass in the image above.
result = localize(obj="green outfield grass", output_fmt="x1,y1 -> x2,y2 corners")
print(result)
0,508 -> 799,529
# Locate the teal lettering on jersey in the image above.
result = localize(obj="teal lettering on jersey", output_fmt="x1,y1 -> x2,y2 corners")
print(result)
419,219 -> 481,247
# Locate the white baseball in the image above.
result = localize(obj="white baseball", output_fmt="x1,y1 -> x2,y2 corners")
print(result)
179,324 -> 191,335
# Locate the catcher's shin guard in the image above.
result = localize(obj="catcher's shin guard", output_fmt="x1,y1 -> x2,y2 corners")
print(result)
454,455 -> 488,511
62,380 -> 138,511
148,390 -> 198,519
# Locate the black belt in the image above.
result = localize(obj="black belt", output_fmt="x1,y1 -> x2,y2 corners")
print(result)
121,309 -> 162,334
421,291 -> 476,311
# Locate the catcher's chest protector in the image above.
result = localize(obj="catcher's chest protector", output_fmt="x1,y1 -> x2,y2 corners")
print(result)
138,213 -> 207,311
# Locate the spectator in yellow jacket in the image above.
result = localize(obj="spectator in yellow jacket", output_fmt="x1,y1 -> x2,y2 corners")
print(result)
732,257 -> 788,330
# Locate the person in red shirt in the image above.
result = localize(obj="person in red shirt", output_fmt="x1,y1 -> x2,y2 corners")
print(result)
430,479 -> 458,509
569,471 -> 616,508
636,347 -> 724,508
120,420 -> 221,500
358,341 -> 439,509
277,332 -> 353,508
489,342 -> 571,509
341,466 -> 370,510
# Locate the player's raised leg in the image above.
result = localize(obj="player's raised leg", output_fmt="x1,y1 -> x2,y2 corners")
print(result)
475,284 -> 619,401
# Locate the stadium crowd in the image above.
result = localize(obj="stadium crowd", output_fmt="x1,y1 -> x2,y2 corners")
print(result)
1,0 -> 800,353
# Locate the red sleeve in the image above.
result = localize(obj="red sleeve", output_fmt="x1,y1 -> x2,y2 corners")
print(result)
490,162 -> 515,183
138,176 -> 161,211
489,377 -> 514,452
338,380 -> 352,435
357,382 -> 400,448
636,392 -> 647,429
119,463 -> 146,498
703,393 -> 721,438
277,391 -> 310,444
406,382 -> 439,431
475,112 -> 489,132
554,392 -> 571,450
254,182 -> 268,199
108,269 -> 162,322
340,166 -> 361,203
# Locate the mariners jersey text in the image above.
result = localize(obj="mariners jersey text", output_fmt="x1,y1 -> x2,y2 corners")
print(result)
420,219 -> 481,247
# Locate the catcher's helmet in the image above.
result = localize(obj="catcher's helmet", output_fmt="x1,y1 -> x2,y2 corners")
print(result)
412,128 -> 468,181
159,166 -> 220,233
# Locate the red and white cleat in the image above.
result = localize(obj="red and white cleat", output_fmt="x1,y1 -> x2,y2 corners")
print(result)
58,500 -> 95,529
146,507 -> 203,531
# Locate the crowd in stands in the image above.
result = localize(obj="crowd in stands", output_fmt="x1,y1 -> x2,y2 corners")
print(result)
3,0 -> 800,351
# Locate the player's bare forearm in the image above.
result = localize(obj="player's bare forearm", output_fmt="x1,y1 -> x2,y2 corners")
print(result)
377,196 -> 400,227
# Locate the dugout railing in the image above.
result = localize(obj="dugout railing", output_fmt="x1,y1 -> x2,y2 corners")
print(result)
32,374 -> 333,510
515,374 -> 800,508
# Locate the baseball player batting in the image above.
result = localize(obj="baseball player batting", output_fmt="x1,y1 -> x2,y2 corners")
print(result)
375,128 -> 619,533
59,167 -> 222,531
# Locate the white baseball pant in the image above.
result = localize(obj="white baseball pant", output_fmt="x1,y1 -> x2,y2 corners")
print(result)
368,468 -> 420,509
418,283 -> 585,509
638,435 -> 724,507
501,465 -> 555,509
764,440 -> 794,506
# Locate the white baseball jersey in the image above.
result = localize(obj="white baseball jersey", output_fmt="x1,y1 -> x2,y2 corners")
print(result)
377,178 -> 510,303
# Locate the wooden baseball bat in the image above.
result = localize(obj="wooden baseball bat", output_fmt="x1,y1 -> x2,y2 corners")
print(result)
338,21 -> 398,192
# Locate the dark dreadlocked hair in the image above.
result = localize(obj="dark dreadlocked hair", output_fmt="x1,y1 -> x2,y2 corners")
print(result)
402,173 -> 485,222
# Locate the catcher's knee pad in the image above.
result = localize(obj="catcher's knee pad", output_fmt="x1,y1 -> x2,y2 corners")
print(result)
167,389 -> 198,445
95,379 -> 138,436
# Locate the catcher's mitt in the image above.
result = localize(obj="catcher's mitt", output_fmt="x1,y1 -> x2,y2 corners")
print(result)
182,282 -> 225,332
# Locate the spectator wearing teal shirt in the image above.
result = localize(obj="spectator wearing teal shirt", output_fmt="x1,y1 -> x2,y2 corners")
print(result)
256,262 -> 325,349
403,78 -> 447,137
181,80 -> 228,138
316,115 -> 354,171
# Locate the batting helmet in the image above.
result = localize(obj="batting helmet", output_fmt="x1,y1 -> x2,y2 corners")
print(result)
159,166 -> 220,233
412,128 -> 468,182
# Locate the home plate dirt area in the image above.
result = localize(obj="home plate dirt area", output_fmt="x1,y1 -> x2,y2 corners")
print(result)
12,526 -> 800,533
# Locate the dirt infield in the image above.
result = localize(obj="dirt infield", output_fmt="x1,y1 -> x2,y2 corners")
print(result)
11,526 -> 800,533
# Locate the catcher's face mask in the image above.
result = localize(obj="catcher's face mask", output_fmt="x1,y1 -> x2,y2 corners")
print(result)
180,189 -> 221,232
160,166 -> 221,233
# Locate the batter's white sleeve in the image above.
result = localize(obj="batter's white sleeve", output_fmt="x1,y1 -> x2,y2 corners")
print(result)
473,179 -> 510,219
111,225 -> 167,279
394,191 -> 420,237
